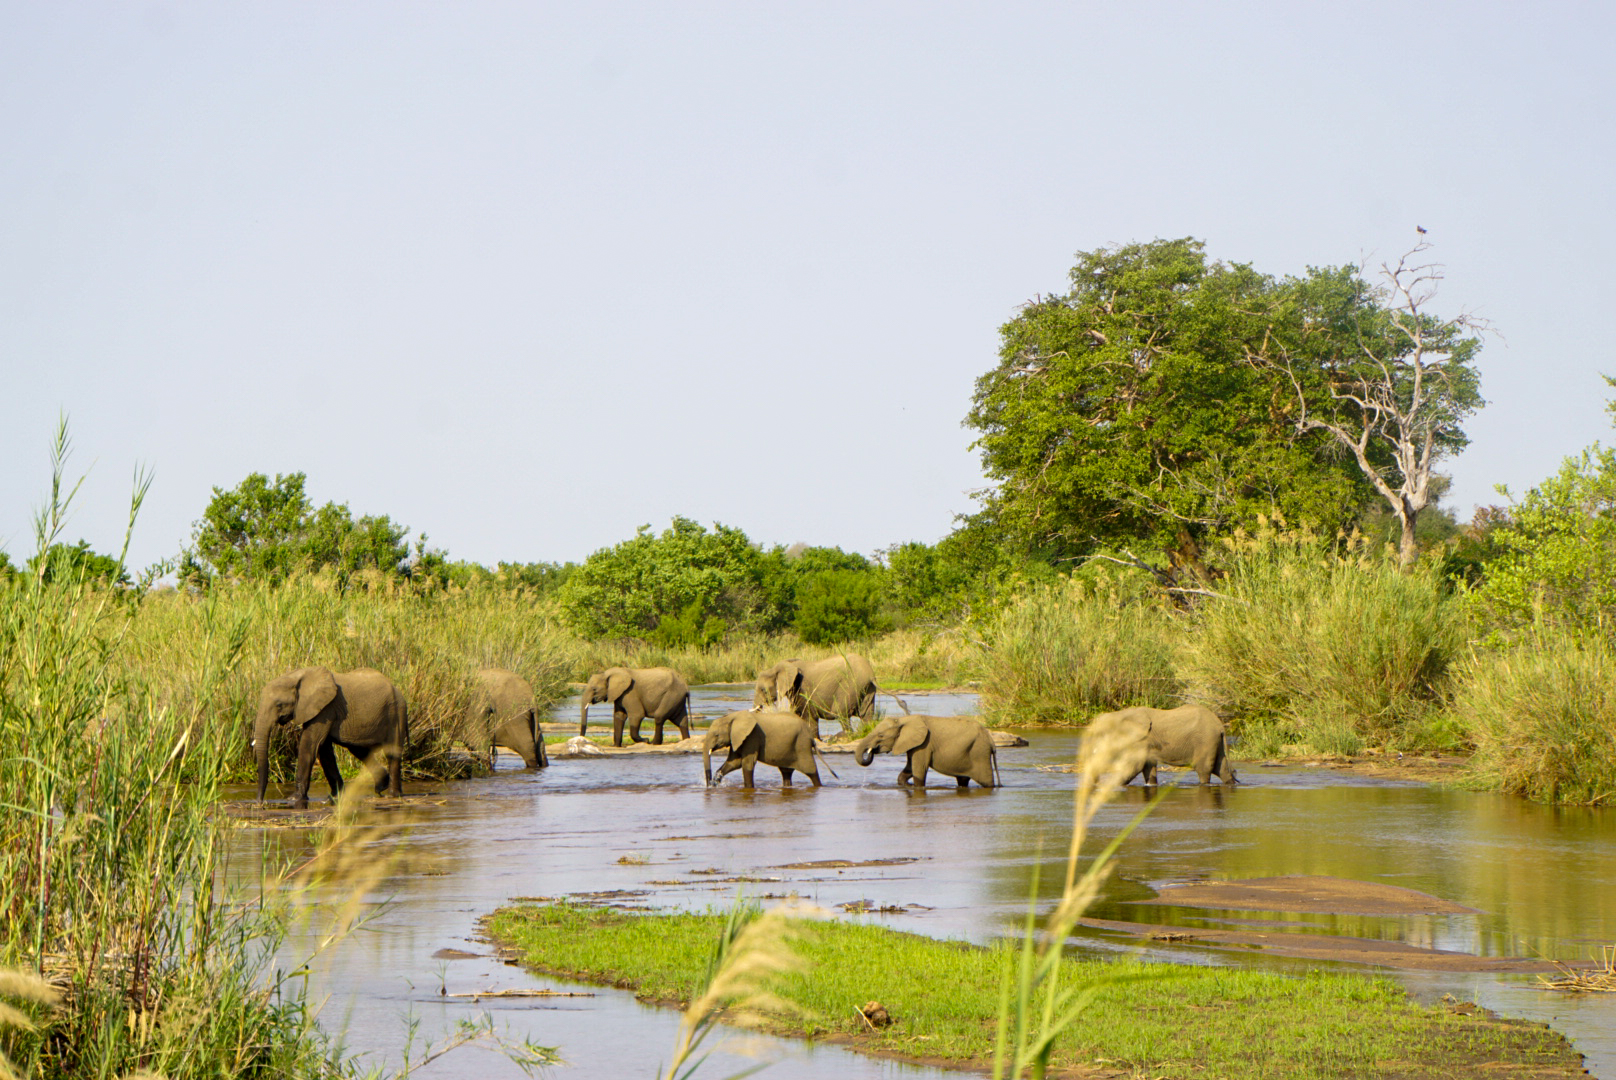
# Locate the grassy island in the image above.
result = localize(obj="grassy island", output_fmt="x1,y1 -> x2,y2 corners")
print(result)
486,903 -> 1585,1079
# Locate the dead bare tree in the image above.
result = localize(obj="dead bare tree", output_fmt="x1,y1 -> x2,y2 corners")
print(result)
1262,240 -> 1487,570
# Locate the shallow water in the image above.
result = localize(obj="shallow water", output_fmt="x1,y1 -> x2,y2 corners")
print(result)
230,688 -> 1616,1078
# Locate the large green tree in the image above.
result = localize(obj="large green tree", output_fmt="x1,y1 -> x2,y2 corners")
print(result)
556,518 -> 769,640
181,472 -> 411,585
966,239 -> 1372,567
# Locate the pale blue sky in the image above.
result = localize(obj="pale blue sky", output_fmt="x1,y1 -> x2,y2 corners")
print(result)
3,3 -> 1611,571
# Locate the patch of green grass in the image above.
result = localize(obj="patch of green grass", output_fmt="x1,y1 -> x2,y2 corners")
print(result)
486,904 -> 1581,1079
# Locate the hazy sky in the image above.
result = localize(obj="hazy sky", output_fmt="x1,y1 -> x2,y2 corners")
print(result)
3,3 -> 1612,572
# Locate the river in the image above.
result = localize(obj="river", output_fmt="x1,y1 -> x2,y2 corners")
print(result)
228,687 -> 1616,1078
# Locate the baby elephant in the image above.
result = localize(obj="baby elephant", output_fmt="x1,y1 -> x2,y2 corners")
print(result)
704,710 -> 823,788
1085,705 -> 1236,786
856,714 -> 998,788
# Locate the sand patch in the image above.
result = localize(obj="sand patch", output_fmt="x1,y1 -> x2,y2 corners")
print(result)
1139,875 -> 1479,916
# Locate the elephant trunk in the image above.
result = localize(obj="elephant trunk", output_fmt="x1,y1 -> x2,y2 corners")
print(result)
579,694 -> 591,737
702,736 -> 714,786
253,711 -> 274,802
856,738 -> 878,767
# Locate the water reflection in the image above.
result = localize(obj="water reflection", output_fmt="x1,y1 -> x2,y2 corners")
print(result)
228,695 -> 1616,1078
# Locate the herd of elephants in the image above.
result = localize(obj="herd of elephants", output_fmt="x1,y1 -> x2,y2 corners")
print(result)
251,653 -> 1237,810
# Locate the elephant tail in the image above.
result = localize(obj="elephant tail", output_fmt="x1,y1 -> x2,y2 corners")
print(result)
991,743 -> 1001,788
811,740 -> 841,781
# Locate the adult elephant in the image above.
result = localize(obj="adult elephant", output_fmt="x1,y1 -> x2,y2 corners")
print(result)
469,668 -> 548,770
579,666 -> 691,747
752,654 -> 877,730
253,666 -> 408,809
704,710 -> 824,788
1084,705 -> 1236,786
855,714 -> 998,788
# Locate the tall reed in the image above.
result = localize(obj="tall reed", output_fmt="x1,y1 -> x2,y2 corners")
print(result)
1456,629 -> 1616,805
1185,530 -> 1463,752
978,574 -> 1183,726
120,578 -> 578,784
0,427 -> 344,1079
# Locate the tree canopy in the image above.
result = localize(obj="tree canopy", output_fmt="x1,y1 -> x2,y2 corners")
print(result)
181,472 -> 411,586
966,239 -> 1373,565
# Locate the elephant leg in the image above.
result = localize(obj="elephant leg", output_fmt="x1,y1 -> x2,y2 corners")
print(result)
713,755 -> 741,784
387,745 -> 403,796
1142,761 -> 1159,786
651,716 -> 667,745
779,766 -> 794,787
911,752 -> 931,788
741,755 -> 758,787
292,733 -> 322,810
624,702 -> 648,744
317,741 -> 343,802
957,774 -> 970,788
611,706 -> 627,747
896,766 -> 913,786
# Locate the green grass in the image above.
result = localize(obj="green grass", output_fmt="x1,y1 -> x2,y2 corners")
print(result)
487,904 -> 1581,1079
1186,532 -> 1464,752
1456,629 -> 1616,805
979,573 -> 1183,726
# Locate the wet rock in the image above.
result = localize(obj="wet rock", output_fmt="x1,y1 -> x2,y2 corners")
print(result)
432,948 -> 481,960
555,736 -> 608,757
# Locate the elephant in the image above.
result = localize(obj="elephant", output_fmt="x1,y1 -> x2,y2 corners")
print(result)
253,666 -> 408,809
1083,705 -> 1236,786
468,668 -> 548,770
703,710 -> 824,788
579,666 -> 691,747
855,714 -> 998,788
752,654 -> 877,730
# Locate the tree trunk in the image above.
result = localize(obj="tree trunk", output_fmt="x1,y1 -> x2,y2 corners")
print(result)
1397,503 -> 1420,572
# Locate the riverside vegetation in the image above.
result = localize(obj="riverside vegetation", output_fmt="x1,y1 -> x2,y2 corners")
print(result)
6,510 -> 1609,805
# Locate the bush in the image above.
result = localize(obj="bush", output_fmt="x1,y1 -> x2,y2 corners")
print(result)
794,570 -> 890,644
978,572 -> 1182,726
1185,530 -> 1463,750
1468,446 -> 1616,636
1456,631 -> 1616,804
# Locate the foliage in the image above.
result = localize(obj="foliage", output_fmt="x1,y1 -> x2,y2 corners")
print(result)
181,471 -> 412,586
965,238 -> 1372,566
0,552 -> 13,582
1185,524 -> 1464,751
1264,246 -> 1487,568
1456,629 -> 1616,805
556,518 -> 767,641
979,570 -> 1182,726
882,518 -> 1053,623
793,569 -> 890,644
25,539 -> 130,586
1468,444 -> 1616,637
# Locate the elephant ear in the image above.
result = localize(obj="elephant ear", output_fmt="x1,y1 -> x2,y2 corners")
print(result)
730,712 -> 759,748
892,717 -> 929,756
605,667 -> 634,702
776,661 -> 803,701
293,667 -> 340,728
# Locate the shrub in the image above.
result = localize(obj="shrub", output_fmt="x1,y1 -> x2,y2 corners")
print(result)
793,569 -> 890,644
978,572 -> 1182,726
1456,630 -> 1616,804
1185,530 -> 1463,749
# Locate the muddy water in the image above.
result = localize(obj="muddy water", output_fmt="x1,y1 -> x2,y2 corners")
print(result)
229,687 -> 1616,1078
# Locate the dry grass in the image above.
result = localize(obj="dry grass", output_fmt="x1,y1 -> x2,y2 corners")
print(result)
1538,945 -> 1616,993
